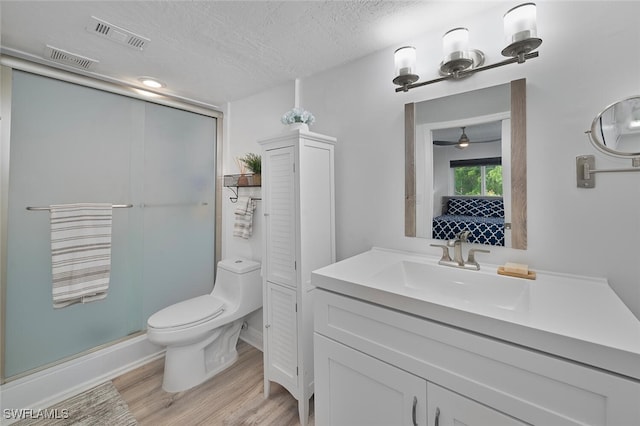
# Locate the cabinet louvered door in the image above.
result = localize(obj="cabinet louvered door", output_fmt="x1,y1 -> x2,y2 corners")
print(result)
263,146 -> 296,288
265,281 -> 298,395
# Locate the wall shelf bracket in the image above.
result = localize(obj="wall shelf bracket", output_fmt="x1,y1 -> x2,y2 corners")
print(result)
223,174 -> 261,203
576,155 -> 640,188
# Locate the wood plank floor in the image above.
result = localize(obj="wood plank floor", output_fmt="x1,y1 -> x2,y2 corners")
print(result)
113,341 -> 314,426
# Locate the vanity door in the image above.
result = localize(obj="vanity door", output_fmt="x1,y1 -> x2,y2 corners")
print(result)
315,334 -> 427,426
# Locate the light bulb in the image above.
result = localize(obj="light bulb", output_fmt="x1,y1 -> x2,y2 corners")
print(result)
504,3 -> 538,44
443,27 -> 469,57
394,46 -> 417,77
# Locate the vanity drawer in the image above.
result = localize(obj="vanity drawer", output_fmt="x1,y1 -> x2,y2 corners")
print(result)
314,289 -> 640,426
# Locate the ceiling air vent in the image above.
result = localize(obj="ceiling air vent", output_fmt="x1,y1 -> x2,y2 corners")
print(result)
44,45 -> 98,70
87,16 -> 150,51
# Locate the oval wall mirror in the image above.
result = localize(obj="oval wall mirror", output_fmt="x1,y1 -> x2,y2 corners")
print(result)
588,96 -> 640,157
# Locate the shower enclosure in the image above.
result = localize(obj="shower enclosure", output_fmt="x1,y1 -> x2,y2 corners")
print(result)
1,67 -> 221,380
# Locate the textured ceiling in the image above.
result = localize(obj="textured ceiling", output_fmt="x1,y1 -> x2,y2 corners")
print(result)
0,1 -> 501,108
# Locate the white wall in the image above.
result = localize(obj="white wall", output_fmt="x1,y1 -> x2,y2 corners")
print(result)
225,2 -> 640,319
222,82 -> 294,339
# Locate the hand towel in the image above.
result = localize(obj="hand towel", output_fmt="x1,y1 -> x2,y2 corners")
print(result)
233,196 -> 256,239
50,203 -> 112,308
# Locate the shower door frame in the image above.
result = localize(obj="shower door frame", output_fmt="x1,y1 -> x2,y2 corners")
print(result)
0,56 -> 224,383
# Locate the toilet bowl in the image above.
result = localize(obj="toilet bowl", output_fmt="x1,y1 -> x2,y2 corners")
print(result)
147,258 -> 262,393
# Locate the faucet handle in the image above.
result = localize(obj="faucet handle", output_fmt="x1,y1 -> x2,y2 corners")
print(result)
430,244 -> 452,262
457,230 -> 471,242
467,248 -> 490,264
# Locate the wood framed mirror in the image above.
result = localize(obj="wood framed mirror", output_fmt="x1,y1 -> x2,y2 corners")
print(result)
405,79 -> 527,249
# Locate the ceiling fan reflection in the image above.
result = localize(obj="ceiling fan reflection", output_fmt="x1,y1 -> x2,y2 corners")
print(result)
433,126 -> 501,149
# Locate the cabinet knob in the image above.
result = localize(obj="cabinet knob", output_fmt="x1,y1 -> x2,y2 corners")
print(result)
265,324 -> 271,328
434,407 -> 440,426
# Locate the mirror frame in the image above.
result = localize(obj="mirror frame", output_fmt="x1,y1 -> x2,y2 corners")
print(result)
405,78 -> 527,249
588,96 -> 640,158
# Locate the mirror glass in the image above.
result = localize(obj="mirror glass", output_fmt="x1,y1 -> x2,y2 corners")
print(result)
589,96 -> 640,157
405,79 -> 527,249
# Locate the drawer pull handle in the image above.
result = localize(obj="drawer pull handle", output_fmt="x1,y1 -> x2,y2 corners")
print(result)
435,407 -> 440,426
412,396 -> 418,426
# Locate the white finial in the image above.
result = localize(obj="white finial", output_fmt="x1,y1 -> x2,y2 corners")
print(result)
294,78 -> 300,108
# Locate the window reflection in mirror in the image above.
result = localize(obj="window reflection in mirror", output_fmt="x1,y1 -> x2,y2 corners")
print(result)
433,122 -> 503,197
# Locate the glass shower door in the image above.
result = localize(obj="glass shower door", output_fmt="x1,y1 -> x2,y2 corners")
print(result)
5,72 -> 142,377
140,103 -> 216,320
4,71 -> 217,379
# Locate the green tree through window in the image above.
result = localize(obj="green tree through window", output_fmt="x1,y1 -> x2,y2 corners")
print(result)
485,165 -> 503,196
454,165 -> 503,196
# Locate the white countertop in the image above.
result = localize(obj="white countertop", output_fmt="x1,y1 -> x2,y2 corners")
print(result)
311,247 -> 640,380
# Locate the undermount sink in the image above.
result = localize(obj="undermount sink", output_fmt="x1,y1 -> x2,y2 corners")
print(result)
370,260 -> 530,312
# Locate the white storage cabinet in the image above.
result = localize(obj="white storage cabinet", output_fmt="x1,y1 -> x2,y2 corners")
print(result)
259,129 -> 335,426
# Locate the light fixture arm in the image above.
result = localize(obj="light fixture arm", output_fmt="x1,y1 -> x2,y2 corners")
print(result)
395,51 -> 539,93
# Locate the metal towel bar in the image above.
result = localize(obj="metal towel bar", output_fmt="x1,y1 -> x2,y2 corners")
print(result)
26,204 -> 134,211
141,202 -> 209,208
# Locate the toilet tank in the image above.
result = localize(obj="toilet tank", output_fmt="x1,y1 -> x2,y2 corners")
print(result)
217,258 -> 260,275
213,258 -> 262,312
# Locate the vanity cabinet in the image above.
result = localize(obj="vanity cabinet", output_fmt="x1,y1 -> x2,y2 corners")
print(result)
315,334 -> 525,426
314,289 -> 640,426
259,130 -> 335,426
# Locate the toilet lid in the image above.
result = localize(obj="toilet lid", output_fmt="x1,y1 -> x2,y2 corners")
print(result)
148,295 -> 225,329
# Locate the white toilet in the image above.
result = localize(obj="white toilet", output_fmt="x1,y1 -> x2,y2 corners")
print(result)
147,258 -> 262,393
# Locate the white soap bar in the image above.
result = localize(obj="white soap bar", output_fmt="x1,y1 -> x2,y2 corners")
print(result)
504,262 -> 528,275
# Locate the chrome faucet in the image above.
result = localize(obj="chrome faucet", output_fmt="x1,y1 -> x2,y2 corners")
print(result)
430,231 -> 490,270
448,230 -> 470,266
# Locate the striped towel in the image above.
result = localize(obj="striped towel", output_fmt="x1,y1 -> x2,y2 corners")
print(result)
233,196 -> 256,239
50,203 -> 113,308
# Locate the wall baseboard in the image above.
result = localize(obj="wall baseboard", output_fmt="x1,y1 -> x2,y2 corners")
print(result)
239,325 -> 263,352
0,334 -> 163,425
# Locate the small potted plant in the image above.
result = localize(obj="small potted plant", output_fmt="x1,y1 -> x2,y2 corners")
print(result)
240,153 -> 262,185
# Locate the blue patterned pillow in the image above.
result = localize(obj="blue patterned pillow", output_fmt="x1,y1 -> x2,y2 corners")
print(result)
447,198 -> 473,215
476,198 -> 504,218
466,201 -> 485,217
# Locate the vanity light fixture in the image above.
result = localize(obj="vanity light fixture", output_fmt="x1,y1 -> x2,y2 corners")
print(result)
393,2 -> 542,93
393,46 -> 419,87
